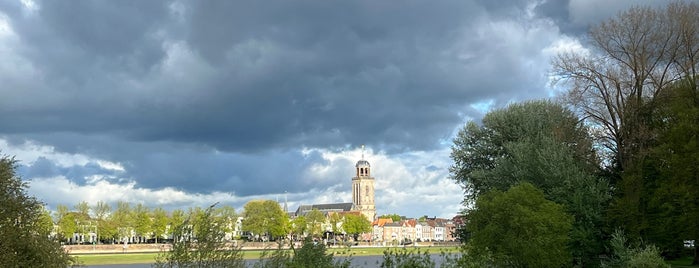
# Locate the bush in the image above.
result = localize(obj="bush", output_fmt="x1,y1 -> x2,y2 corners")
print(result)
602,229 -> 669,268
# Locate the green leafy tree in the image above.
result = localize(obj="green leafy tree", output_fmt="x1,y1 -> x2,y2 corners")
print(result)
152,207 -> 168,244
74,201 -> 91,219
342,214 -> 371,241
111,201 -> 133,242
242,200 -> 289,241
154,203 -> 245,268
468,183 -> 573,267
379,214 -> 402,222
58,212 -> 78,243
170,208 -> 185,240
38,206 -> 55,235
644,78 -> 699,262
289,237 -> 350,268
215,205 -> 238,235
291,216 -> 307,239
92,201 -> 111,221
329,212 -> 342,235
450,100 -> 608,266
134,203 -> 152,243
305,209 -> 326,238
552,2 -> 699,251
0,155 -> 75,267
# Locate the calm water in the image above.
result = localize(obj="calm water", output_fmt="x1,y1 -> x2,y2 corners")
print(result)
87,254 -> 454,268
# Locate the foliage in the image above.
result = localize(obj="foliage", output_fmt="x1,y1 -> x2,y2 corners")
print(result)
290,216 -> 307,239
450,100 -> 608,266
379,214 -> 402,222
0,155 -> 75,267
342,213 -> 371,239
152,207 -> 169,243
251,242 -> 293,268
380,248 -> 435,268
242,200 -> 289,241
134,203 -> 152,243
552,2 -> 699,261
467,183 -> 573,267
252,237 -> 353,268
602,229 -> 669,268
290,237 -> 350,268
305,208 -> 326,238
153,203 -> 245,268
644,78 -> 699,262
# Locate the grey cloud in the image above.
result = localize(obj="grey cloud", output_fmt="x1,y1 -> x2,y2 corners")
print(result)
0,0 -> 608,210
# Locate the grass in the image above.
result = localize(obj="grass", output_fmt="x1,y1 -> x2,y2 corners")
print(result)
72,246 -> 461,266
666,256 -> 699,267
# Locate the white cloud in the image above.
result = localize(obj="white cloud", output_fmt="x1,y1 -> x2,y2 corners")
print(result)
5,137 -> 463,218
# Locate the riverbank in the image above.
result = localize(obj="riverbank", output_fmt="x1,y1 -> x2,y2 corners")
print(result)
69,244 -> 461,266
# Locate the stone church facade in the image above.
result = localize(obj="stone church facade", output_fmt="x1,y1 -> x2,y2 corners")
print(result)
294,148 -> 377,221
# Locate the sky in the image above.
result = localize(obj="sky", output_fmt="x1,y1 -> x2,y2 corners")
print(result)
0,0 -> 667,219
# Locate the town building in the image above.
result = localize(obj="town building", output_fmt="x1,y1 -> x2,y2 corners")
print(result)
294,146 -> 376,221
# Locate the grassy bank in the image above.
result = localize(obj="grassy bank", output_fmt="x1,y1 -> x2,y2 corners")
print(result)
72,246 -> 460,266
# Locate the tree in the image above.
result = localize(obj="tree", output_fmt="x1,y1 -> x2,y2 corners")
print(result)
154,203 -> 245,268
379,214 -> 402,222
215,205 -> 238,235
342,214 -> 371,241
552,1 -> 699,245
0,155 -> 74,267
74,201 -> 91,219
58,212 -> 78,243
93,201 -> 111,221
467,183 -> 573,267
291,216 -> 307,240
133,203 -> 151,243
111,201 -> 133,242
170,208 -> 185,240
305,209 -> 326,238
645,78 -> 699,263
152,207 -> 168,244
242,200 -> 288,241
450,100 -> 608,266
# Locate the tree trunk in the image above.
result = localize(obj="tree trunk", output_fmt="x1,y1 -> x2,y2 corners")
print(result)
693,239 -> 699,265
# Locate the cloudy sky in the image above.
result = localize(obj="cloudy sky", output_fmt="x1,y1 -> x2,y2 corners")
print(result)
0,0 -> 666,218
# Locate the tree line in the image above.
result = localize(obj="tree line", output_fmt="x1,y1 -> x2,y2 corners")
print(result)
451,1 -> 699,267
50,199 -> 371,245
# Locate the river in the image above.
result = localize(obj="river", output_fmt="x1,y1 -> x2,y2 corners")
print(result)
87,254 -> 455,268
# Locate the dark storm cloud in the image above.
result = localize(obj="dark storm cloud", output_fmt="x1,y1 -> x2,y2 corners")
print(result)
0,0 -> 601,202
0,0 -> 554,155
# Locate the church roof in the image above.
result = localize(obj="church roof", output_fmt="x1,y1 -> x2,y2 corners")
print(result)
295,202 -> 357,217
355,159 -> 370,168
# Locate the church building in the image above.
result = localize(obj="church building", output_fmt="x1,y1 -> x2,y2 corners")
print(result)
294,147 -> 377,221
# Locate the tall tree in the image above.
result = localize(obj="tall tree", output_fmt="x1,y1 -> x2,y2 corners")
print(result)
111,201 -> 133,242
342,214 -> 371,241
154,204 -> 245,268
133,204 -> 151,243
468,183 -> 573,267
215,205 -> 238,236
305,209 -> 326,238
291,216 -> 308,240
647,79 -> 699,263
152,207 -> 168,244
552,2 -> 699,242
0,155 -> 74,267
450,100 -> 608,266
92,201 -> 111,221
242,200 -> 288,241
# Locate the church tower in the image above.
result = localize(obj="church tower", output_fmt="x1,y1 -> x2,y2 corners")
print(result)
352,145 -> 376,221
